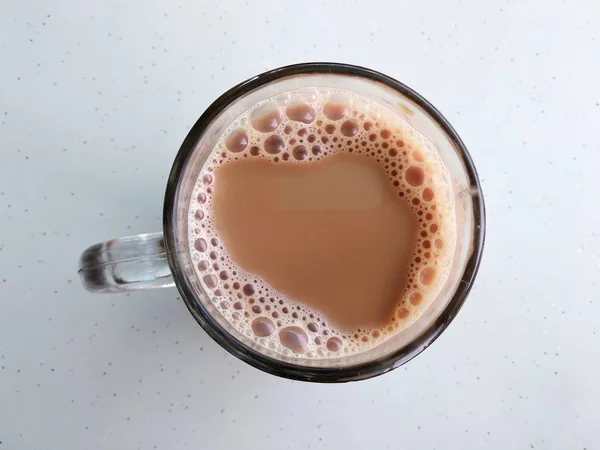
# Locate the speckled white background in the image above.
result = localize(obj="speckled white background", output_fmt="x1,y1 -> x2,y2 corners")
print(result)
1,0 -> 599,449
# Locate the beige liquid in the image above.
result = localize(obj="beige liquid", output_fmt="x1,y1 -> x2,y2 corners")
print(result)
188,88 -> 456,358
213,153 -> 417,330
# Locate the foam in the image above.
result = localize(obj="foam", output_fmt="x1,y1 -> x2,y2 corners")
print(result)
187,88 -> 456,359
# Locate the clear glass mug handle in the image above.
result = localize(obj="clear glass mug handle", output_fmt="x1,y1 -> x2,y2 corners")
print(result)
78,233 -> 174,293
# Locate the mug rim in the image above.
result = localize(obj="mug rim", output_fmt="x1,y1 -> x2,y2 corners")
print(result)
163,62 -> 486,382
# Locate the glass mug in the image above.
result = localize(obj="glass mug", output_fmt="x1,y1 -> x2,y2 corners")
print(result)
78,63 -> 485,382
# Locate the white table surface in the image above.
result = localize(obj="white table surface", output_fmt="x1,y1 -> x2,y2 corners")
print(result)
1,1 -> 599,449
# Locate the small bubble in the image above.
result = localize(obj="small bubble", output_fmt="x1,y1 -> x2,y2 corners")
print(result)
326,337 -> 343,352
323,102 -> 349,121
243,284 -> 255,296
286,104 -> 316,124
341,120 -> 359,137
252,317 -> 275,337
264,135 -> 285,154
397,308 -> 410,319
279,326 -> 308,353
194,238 -> 207,252
410,292 -> 423,306
203,274 -> 218,289
293,145 -> 308,161
250,104 -> 282,132
225,129 -> 248,153
420,267 -> 437,286
422,188 -> 435,201
412,150 -> 424,162
405,166 -> 425,186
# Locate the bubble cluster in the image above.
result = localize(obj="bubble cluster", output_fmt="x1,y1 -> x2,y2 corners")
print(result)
187,87 -> 456,359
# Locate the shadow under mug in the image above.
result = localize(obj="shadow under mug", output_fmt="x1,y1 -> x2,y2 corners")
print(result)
79,63 -> 485,382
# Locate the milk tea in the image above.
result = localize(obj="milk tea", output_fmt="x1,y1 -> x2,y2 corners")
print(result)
187,88 -> 456,358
